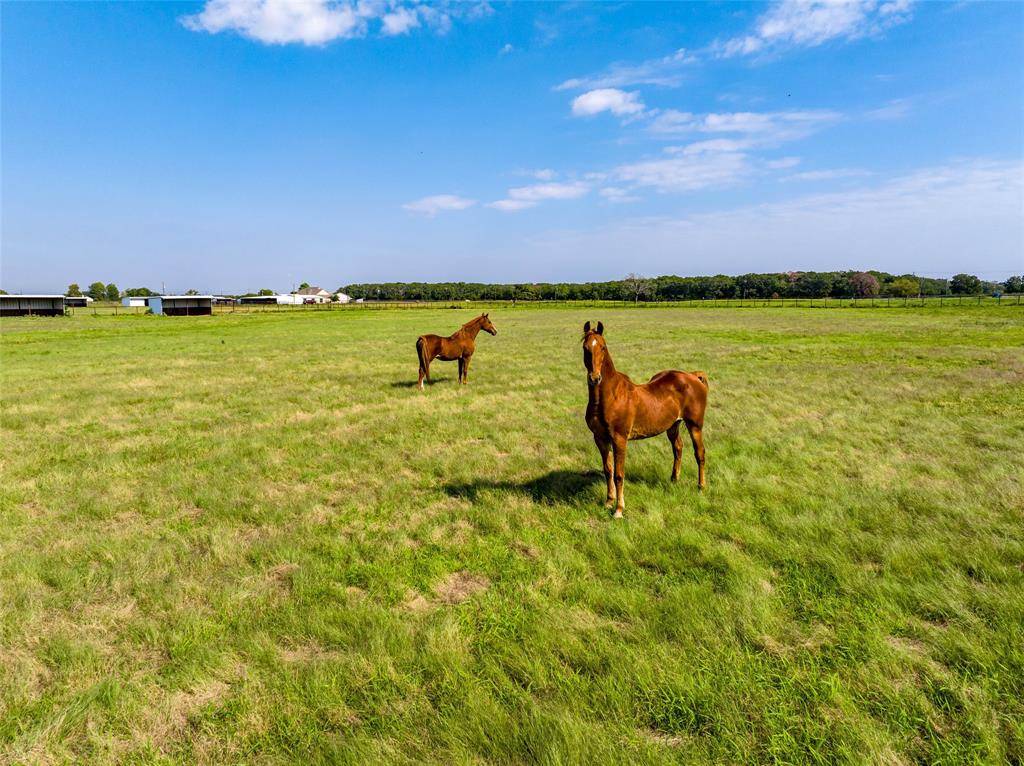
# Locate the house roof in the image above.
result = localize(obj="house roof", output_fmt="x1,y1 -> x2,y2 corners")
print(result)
294,286 -> 330,295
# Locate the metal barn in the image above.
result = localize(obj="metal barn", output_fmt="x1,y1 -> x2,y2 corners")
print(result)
0,295 -> 66,316
148,295 -> 213,316
64,296 -> 93,308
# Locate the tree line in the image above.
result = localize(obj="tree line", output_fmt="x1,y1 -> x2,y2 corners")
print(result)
56,271 -> 1021,303
340,272 -> 1020,303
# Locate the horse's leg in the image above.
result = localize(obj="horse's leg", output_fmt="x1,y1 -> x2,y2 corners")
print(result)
457,357 -> 465,385
667,421 -> 683,482
612,435 -> 627,518
462,354 -> 472,385
686,421 -> 706,490
594,434 -> 614,509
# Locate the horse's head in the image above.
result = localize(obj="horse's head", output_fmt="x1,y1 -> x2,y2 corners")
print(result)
480,313 -> 497,336
582,321 -> 606,386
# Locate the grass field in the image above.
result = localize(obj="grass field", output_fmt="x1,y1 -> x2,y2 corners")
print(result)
2,305 -> 1022,764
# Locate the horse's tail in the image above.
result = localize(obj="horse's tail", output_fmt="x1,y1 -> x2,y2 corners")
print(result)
416,336 -> 428,376
691,370 -> 709,389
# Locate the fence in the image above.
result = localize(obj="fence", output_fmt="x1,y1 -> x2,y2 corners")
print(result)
58,293 -> 1024,316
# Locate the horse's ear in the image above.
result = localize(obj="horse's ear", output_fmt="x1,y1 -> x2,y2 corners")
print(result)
596,321 -> 604,335
583,321 -> 591,333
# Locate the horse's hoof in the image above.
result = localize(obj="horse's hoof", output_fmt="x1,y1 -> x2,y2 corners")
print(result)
612,510 -> 623,519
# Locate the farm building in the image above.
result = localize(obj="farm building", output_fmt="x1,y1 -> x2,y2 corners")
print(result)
148,295 -> 213,316
336,292 -> 352,303
64,295 -> 93,307
293,286 -> 333,304
0,295 -> 66,316
238,294 -> 301,305
122,296 -> 150,308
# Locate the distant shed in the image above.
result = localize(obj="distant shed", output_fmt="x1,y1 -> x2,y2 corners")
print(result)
64,296 -> 93,308
149,295 -> 213,316
122,296 -> 150,307
0,295 -> 65,316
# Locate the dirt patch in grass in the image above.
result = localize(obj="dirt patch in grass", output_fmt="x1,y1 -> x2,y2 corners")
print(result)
434,571 -> 490,604
404,591 -> 433,613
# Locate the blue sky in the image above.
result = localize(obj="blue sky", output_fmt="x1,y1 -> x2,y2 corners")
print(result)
2,1 -> 1022,293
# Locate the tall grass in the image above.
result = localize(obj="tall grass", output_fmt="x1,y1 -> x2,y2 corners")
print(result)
1,306 -> 1022,763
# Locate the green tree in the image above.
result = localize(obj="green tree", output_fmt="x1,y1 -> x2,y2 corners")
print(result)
1003,276 -> 1024,294
87,282 -> 107,301
949,273 -> 982,295
889,278 -> 919,297
105,283 -> 120,301
66,283 -> 82,297
124,287 -> 154,297
299,282 -> 310,290
258,288 -> 275,296
185,289 -> 199,295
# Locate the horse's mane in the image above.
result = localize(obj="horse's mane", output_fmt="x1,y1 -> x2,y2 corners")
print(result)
461,314 -> 487,331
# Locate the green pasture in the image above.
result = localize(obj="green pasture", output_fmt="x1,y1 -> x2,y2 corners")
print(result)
1,305 -> 1022,764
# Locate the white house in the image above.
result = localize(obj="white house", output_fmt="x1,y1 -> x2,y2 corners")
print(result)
335,292 -> 352,303
292,286 -> 333,304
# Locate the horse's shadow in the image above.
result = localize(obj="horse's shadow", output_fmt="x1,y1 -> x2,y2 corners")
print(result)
391,377 -> 452,389
443,469 -> 603,504
444,464 -> 677,505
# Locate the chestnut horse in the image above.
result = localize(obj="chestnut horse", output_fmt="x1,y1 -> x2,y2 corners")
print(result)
416,313 -> 497,389
582,321 -> 708,518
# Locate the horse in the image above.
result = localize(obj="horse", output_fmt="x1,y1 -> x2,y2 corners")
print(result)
416,313 -> 497,389
582,321 -> 708,518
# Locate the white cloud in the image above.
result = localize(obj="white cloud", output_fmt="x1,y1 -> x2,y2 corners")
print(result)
488,181 -> 590,211
614,146 -> 752,193
571,88 -> 646,118
528,159 -> 1023,277
181,0 -> 488,45
599,187 -> 642,204
783,168 -> 872,181
717,0 -> 915,58
865,98 -> 911,120
403,194 -> 477,216
767,156 -> 802,169
499,42 -> 514,55
649,109 -> 842,144
556,48 -> 697,91
381,7 -> 420,36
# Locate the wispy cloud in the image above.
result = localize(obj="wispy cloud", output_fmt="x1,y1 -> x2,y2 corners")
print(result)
403,194 -> 477,216
599,187 -> 642,204
613,145 -> 752,193
715,0 -> 915,58
571,88 -> 646,118
181,0 -> 490,45
488,181 -> 590,212
556,48 -> 697,91
499,42 -> 514,55
528,159 -> 1023,276
864,98 -> 911,120
783,168 -> 872,182
649,108 -> 843,143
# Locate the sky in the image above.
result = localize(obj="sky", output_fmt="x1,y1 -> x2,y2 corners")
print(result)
2,0 -> 1022,294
